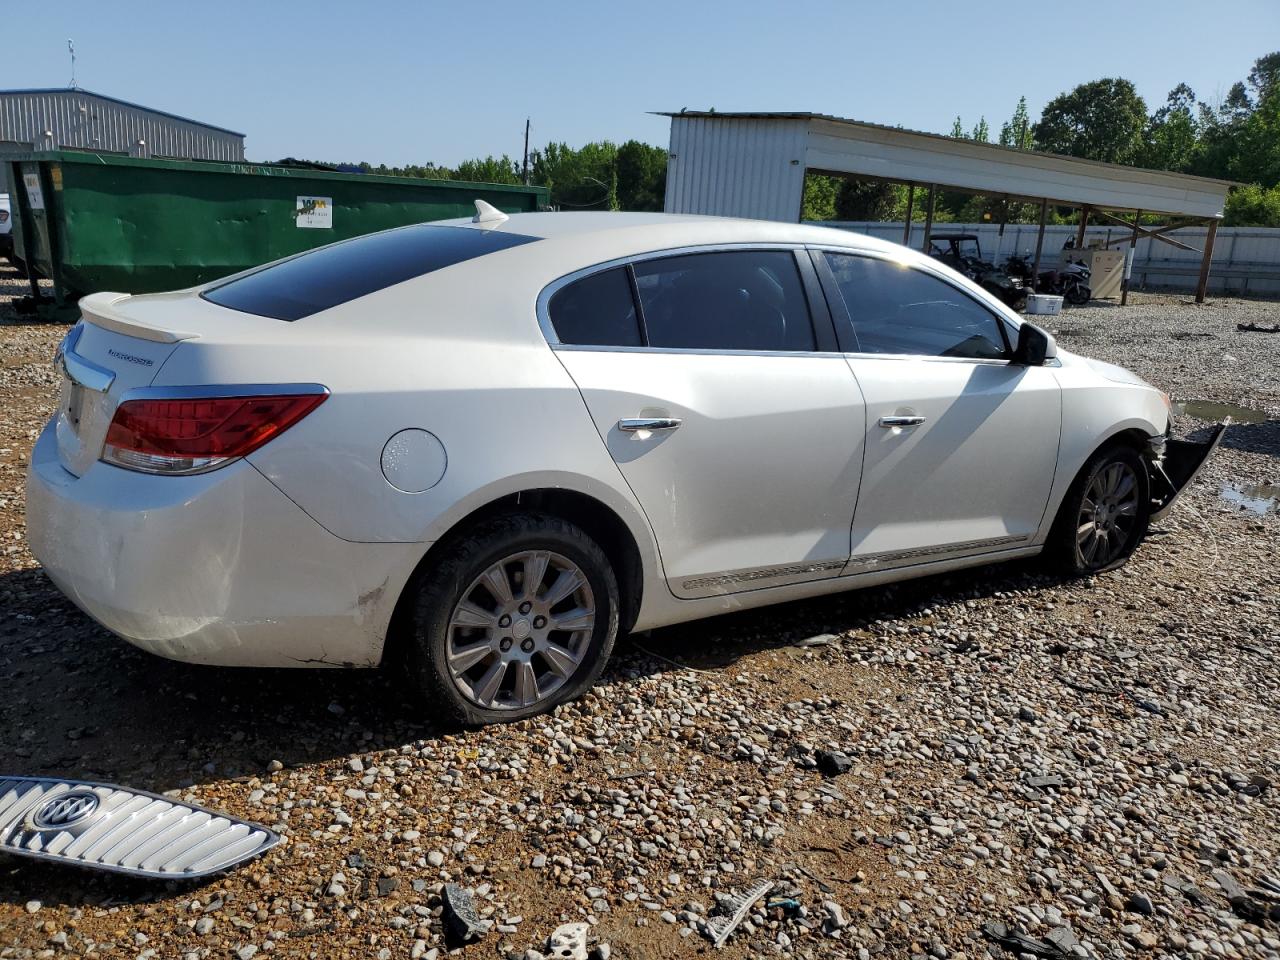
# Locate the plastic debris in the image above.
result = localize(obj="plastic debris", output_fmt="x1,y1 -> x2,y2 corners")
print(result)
981,921 -> 1076,958
545,921 -> 589,960
442,883 -> 486,942
704,879 -> 773,948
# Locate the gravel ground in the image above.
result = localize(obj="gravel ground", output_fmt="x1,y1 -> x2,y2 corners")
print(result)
0,268 -> 1278,960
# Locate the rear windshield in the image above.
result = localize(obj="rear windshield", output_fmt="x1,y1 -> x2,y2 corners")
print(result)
202,223 -> 539,321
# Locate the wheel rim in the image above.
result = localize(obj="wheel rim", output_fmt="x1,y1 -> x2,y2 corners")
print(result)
446,550 -> 595,711
1076,460 -> 1140,568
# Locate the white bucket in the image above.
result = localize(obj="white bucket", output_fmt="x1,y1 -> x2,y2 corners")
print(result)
1025,294 -> 1063,316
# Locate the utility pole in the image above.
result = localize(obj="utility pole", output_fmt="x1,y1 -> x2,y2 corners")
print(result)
522,118 -> 530,185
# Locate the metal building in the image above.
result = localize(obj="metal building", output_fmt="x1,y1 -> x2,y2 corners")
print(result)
0,88 -> 244,161
661,111 -> 1234,302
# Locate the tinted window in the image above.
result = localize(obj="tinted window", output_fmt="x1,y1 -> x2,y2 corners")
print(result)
548,268 -> 641,346
824,253 -> 1009,359
203,224 -> 539,321
633,251 -> 816,352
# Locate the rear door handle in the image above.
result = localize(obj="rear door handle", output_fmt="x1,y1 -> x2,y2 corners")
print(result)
879,415 -> 926,427
619,417 -> 682,433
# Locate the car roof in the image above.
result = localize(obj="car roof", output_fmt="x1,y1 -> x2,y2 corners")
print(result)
436,210 -> 904,255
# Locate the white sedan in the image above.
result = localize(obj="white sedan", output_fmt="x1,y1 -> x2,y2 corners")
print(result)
26,208 -> 1221,725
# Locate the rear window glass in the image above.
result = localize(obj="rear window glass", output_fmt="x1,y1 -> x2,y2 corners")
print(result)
548,267 -> 642,347
202,224 -> 539,321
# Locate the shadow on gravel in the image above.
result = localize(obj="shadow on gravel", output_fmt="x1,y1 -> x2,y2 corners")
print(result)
1215,418 -> 1280,459
0,556 -> 1070,799
627,556 -> 1072,673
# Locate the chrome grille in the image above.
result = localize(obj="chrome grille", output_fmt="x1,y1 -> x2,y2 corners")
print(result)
0,777 -> 279,879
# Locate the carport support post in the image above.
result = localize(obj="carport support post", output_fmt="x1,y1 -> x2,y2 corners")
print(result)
1075,207 -> 1090,248
1195,219 -> 1219,304
1030,199 -> 1048,293
902,184 -> 915,246
1121,209 -> 1142,307
920,185 -> 936,253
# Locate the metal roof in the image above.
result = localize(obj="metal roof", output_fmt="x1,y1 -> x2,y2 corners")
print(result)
659,111 -> 1233,221
2,88 -> 244,136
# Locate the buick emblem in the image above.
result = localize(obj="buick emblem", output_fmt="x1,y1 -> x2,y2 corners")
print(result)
29,791 -> 100,831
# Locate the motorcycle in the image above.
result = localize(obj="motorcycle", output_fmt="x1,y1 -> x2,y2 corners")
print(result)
1004,254 -> 1092,307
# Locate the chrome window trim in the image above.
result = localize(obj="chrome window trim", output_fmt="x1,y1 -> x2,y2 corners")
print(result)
536,242 -> 819,355
814,244 -> 1025,356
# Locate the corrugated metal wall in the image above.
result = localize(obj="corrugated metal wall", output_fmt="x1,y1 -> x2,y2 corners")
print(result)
0,90 -> 243,161
665,116 -> 807,221
819,222 -> 1280,296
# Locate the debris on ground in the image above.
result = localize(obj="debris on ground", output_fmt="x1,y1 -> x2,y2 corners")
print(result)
442,883 -> 487,942
703,879 -> 773,948
981,920 -> 1078,958
814,749 -> 853,777
545,921 -> 590,959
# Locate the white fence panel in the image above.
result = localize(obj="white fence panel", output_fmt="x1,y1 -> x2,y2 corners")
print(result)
814,222 -> 1280,296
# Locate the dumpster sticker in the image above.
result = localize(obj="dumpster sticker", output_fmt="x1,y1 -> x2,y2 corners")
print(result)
296,196 -> 332,229
23,174 -> 45,211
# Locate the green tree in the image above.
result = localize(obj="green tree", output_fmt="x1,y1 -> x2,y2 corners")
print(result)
971,117 -> 990,143
1033,78 -> 1148,164
835,179 -> 900,220
531,141 -> 620,209
615,140 -> 667,211
1140,83 -> 1201,172
1224,183 -> 1280,225
801,173 -> 839,220
950,116 -> 965,139
998,96 -> 1033,149
452,155 -> 521,184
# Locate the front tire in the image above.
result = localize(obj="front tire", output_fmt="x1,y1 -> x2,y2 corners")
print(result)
1048,444 -> 1149,575
405,512 -> 619,726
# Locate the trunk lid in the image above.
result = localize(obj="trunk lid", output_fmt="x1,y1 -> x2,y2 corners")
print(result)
54,292 -> 198,476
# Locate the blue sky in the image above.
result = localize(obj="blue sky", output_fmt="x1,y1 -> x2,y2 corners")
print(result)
8,0 -> 1278,165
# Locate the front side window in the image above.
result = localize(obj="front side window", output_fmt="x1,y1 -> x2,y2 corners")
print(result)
633,250 -> 816,352
824,253 -> 1008,360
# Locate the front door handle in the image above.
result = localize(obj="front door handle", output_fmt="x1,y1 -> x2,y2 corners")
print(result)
619,417 -> 682,433
879,415 -> 926,427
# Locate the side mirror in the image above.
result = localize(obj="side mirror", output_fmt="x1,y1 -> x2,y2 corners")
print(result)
1014,322 -> 1056,366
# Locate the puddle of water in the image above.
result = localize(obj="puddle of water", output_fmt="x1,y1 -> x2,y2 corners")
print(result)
1174,399 -> 1268,424
1219,482 -> 1280,516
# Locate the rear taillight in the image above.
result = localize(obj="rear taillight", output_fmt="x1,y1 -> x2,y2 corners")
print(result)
102,390 -> 327,475
0,209 -> 9,223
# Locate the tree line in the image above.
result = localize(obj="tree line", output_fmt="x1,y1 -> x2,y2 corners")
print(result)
343,139 -> 668,213
319,51 -> 1279,227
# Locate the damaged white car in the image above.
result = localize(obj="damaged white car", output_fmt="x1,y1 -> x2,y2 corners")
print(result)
26,208 -> 1222,725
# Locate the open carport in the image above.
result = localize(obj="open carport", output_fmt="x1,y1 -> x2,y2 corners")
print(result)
661,111 -> 1235,303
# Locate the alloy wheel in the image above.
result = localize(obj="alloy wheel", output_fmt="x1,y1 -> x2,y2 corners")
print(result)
445,550 -> 596,710
1076,461 -> 1140,568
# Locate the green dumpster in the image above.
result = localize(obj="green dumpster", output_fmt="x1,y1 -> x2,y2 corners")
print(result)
6,150 -> 550,304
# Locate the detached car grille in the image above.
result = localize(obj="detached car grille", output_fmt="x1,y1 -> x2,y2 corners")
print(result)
0,777 -> 279,879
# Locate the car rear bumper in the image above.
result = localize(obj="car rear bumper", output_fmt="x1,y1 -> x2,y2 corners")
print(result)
25,420 -> 423,668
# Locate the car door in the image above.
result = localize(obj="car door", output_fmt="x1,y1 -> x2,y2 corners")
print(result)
816,250 -> 1061,571
543,247 -> 866,599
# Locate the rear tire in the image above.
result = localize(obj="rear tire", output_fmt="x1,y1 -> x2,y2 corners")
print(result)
1047,444 -> 1149,575
1065,283 -> 1091,306
404,512 -> 619,727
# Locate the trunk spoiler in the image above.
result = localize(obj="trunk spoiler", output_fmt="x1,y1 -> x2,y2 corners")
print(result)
78,291 -> 199,344
1149,422 -> 1228,522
